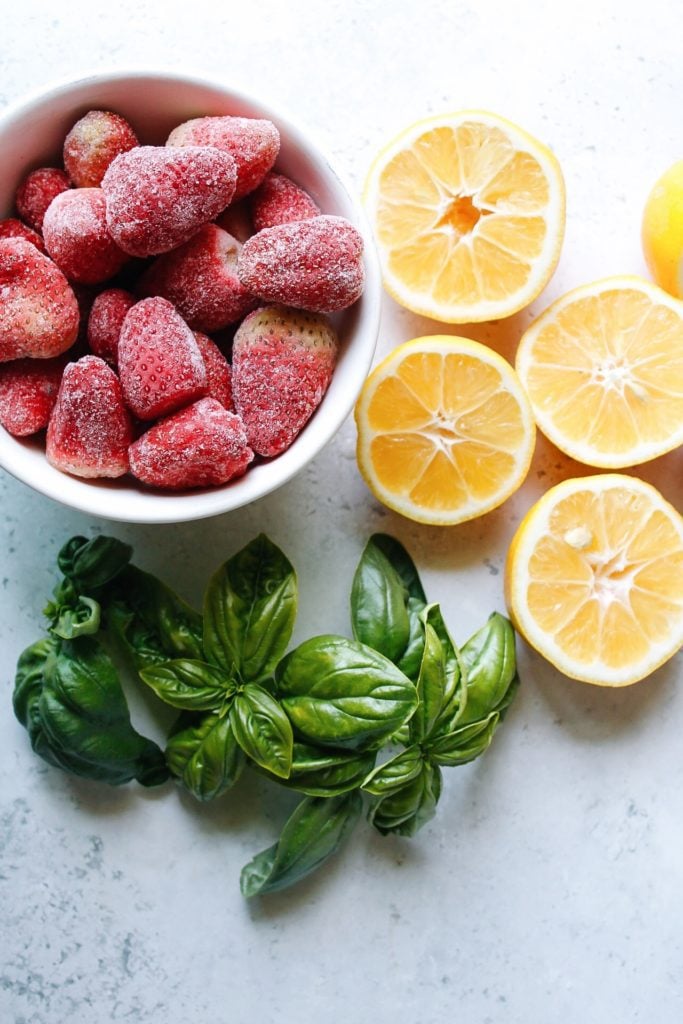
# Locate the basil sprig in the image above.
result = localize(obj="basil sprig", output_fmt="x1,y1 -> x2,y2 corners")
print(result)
13,530 -> 521,899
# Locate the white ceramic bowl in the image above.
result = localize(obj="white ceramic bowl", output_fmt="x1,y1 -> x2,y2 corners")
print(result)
0,70 -> 381,522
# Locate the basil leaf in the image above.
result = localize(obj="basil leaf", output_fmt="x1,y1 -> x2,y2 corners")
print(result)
361,745 -> 424,796
107,565 -> 204,668
240,791 -> 362,898
166,712 -> 245,801
230,683 -> 293,778
351,534 -> 428,679
458,613 -> 518,725
58,535 -> 133,592
13,637 -> 57,730
37,637 -> 168,786
51,596 -> 101,640
203,534 -> 297,682
257,743 -> 376,797
276,635 -> 418,751
410,617 -> 448,743
368,761 -> 442,837
424,605 -> 467,737
426,713 -> 501,767
139,659 -> 231,711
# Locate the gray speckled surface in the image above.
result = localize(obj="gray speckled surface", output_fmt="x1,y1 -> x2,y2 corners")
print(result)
2,1 -> 683,1021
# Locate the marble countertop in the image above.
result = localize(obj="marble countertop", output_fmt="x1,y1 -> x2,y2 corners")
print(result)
1,1 -> 682,1021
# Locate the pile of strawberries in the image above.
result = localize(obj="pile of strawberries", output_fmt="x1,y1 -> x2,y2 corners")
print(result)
0,109 -> 364,489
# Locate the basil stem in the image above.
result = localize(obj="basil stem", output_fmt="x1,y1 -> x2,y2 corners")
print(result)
240,791 -> 362,898
166,712 -> 245,801
230,683 -> 293,778
203,534 -> 297,684
275,635 -> 418,751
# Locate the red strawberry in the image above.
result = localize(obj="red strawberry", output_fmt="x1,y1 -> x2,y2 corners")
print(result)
139,224 -> 256,332
63,110 -> 138,188
0,357 -> 65,436
0,238 -> 79,362
167,116 -> 279,200
237,215 -> 365,313
101,146 -> 237,257
117,297 -> 207,420
250,173 -> 320,232
87,288 -> 136,365
43,188 -> 129,285
193,332 -> 234,410
15,167 -> 70,232
46,355 -> 133,478
128,397 -> 253,490
0,218 -> 45,253
232,305 -> 338,457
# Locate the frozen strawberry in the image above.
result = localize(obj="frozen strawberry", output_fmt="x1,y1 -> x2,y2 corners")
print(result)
87,288 -> 135,364
15,167 -> 70,232
237,215 -> 364,313
232,305 -> 338,457
167,116 -> 279,201
63,110 -> 139,188
128,397 -> 253,490
117,297 -> 207,420
139,224 -> 256,332
250,173 -> 320,232
194,332 -> 234,410
102,146 -> 237,257
0,238 -> 79,362
43,188 -> 129,285
0,357 -> 65,436
0,218 -> 45,253
46,355 -> 133,478
215,200 -> 253,243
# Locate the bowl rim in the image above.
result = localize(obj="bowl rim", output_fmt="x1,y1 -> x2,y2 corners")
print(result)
0,67 -> 382,523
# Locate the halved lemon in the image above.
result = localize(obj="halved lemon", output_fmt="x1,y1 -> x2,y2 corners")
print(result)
516,276 -> 683,468
505,475 -> 683,686
364,110 -> 566,323
355,335 -> 536,525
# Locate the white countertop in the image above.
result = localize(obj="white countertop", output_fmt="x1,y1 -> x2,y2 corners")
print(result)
1,1 -> 682,1021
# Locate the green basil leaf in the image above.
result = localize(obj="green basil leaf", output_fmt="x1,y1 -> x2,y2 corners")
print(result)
458,612 -> 518,725
58,535 -> 133,592
51,596 -> 101,640
426,713 -> 500,766
240,791 -> 362,898
37,637 -> 168,787
203,534 -> 297,683
139,659 -> 231,711
13,637 -> 57,729
410,616 -> 448,743
424,604 -> 466,736
230,683 -> 293,778
256,743 -> 376,797
276,635 -> 418,751
107,565 -> 204,668
368,761 -> 442,837
361,745 -> 424,796
351,534 -> 428,679
166,712 -> 245,801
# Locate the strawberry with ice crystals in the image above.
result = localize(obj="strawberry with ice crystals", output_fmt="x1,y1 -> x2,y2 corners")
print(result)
0,238 -> 79,362
194,332 -> 234,410
117,297 -> 207,420
87,288 -> 135,365
0,357 -> 65,436
250,173 -> 320,232
139,224 -> 256,332
43,188 -> 129,284
167,116 -> 279,201
232,305 -> 338,457
0,218 -> 45,253
129,397 -> 253,490
15,167 -> 70,232
46,355 -> 133,478
63,110 -> 138,188
102,146 -> 237,257
237,215 -> 364,313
